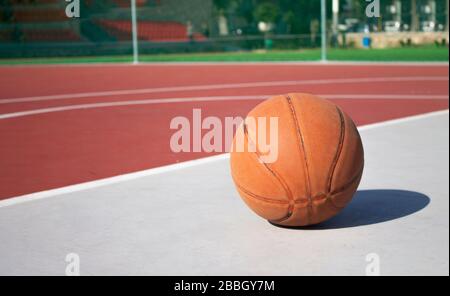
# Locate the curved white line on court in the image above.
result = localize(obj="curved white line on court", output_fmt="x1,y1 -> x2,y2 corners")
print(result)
0,109 -> 448,208
0,94 -> 448,120
0,96 -> 266,120
0,76 -> 448,105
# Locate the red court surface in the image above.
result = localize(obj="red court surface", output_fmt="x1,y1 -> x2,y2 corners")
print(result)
0,63 -> 448,200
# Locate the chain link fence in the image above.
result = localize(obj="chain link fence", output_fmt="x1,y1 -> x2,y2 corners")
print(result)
0,0 -> 448,59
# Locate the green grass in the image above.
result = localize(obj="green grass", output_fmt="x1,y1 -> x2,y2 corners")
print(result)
0,46 -> 448,65
328,47 -> 449,62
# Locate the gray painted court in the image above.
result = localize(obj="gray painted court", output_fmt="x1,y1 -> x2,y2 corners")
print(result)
0,112 -> 448,276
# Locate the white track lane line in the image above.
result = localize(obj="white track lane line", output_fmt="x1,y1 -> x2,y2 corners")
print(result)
0,109 -> 448,208
0,94 -> 448,120
0,76 -> 448,104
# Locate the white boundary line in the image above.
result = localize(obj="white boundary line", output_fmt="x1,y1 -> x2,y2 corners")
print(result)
0,109 -> 448,209
1,76 -> 448,105
0,94 -> 448,120
0,61 -> 448,68
358,109 -> 449,131
0,154 -> 230,208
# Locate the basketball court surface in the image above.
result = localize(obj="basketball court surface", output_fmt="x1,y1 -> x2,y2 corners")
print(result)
0,62 -> 448,276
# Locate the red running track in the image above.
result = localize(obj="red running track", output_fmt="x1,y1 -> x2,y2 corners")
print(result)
0,63 -> 448,199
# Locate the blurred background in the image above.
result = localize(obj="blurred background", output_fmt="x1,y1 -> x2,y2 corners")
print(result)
0,0 -> 448,63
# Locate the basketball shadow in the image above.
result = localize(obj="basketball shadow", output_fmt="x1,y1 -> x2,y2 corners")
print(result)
270,190 -> 431,230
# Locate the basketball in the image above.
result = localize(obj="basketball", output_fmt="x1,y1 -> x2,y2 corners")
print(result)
230,93 -> 364,227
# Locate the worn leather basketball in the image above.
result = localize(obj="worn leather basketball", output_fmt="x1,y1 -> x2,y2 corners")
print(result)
230,93 -> 364,227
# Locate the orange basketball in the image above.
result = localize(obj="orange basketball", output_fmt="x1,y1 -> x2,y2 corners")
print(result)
230,93 -> 364,227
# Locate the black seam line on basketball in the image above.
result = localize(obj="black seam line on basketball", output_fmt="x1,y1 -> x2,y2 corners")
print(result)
327,161 -> 365,210
269,214 -> 293,224
234,182 -> 290,205
243,123 -> 295,216
243,122 -> 294,222
331,162 -> 364,196
234,163 -> 365,209
326,106 -> 346,193
285,95 -> 312,225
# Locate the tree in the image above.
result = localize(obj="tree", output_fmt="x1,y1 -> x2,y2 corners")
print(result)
254,2 -> 280,24
213,0 -> 234,10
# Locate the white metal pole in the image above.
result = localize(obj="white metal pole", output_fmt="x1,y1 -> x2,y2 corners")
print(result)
447,0 -> 449,32
321,0 -> 327,62
332,0 -> 339,35
131,0 -> 139,64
